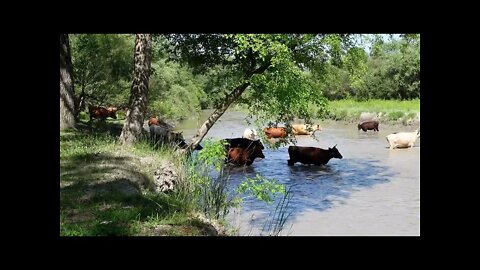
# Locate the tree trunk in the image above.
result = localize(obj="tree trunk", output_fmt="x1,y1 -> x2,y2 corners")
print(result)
119,34 -> 152,146
186,82 -> 250,151
60,34 -> 76,130
186,63 -> 270,151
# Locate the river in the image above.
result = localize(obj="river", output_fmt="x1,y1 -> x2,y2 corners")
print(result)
174,109 -> 420,236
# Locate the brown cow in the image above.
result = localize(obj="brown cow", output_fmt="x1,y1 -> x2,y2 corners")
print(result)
88,106 -> 117,122
358,120 -> 379,132
264,127 -> 287,139
227,146 -> 265,166
287,145 -> 343,166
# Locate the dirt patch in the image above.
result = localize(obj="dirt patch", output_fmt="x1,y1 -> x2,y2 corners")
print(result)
66,209 -> 96,223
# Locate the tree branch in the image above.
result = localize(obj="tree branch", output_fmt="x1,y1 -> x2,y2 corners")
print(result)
185,63 -> 270,152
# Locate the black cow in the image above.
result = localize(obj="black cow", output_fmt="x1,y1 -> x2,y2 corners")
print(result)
358,121 -> 379,132
287,145 -> 343,166
223,138 -> 265,150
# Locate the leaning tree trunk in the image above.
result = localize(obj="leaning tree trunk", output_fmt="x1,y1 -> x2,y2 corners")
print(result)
119,34 -> 152,146
60,33 -> 76,130
186,82 -> 250,151
186,64 -> 270,151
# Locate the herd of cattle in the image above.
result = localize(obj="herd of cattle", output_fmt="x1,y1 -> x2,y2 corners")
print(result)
88,106 -> 420,166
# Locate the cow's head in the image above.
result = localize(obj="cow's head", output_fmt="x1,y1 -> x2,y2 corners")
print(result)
329,144 -> 343,159
253,139 -> 265,150
169,131 -> 184,142
107,107 -> 118,119
250,144 -> 265,160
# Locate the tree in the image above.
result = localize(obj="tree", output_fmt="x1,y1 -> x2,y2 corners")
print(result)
357,35 -> 420,100
69,34 -> 134,117
60,33 -> 76,130
165,34 -> 355,151
119,34 -> 152,145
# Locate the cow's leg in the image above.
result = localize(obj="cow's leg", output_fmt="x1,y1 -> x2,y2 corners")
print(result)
287,159 -> 294,166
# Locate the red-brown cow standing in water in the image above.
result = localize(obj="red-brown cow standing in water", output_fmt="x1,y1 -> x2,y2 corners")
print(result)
263,127 -> 287,139
227,145 -> 265,166
88,106 -> 117,122
287,145 -> 343,166
358,120 -> 379,132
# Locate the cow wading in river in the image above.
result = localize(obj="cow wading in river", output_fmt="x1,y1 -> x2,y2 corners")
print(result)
287,145 -> 343,166
223,138 -> 265,166
358,120 -> 379,132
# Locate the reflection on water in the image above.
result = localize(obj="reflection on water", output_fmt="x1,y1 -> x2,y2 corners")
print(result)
176,110 -> 420,236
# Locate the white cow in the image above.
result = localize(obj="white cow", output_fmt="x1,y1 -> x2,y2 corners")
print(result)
242,128 -> 258,140
386,130 -> 420,149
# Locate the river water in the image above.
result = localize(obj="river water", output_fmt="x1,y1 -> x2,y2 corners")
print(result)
175,110 -> 420,236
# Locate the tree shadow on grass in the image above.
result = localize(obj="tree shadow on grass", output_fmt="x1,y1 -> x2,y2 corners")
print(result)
75,120 -> 124,137
60,148 -> 183,236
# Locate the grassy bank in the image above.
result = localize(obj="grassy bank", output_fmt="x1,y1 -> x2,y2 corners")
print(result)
325,99 -> 420,124
233,99 -> 419,125
60,123 -> 227,236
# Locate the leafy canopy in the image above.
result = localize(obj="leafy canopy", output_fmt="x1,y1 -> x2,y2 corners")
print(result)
164,34 -> 356,142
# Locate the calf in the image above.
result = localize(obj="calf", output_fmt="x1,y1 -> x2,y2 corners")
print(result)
227,146 -> 265,166
287,145 -> 343,166
386,130 -> 420,149
292,124 -> 321,135
263,127 -> 287,139
358,120 -> 379,132
88,105 -> 117,122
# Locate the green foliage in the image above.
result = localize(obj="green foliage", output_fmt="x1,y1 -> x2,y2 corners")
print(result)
185,139 -> 233,219
148,58 -> 207,121
165,34 -> 355,145
70,34 -> 134,108
344,47 -> 368,90
387,111 -> 405,121
197,139 -> 228,172
237,174 -> 286,204
311,34 -> 420,101
326,99 -> 420,123
357,35 -> 420,100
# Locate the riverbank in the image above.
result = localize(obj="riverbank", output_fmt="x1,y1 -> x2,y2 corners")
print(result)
60,124 -> 227,236
232,99 -> 420,126
325,99 -> 420,125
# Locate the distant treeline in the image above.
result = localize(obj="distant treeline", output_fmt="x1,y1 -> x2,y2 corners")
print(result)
70,34 -> 420,122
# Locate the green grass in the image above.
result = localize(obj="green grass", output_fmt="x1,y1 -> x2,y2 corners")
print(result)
326,99 -> 420,123
60,125 -> 223,236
